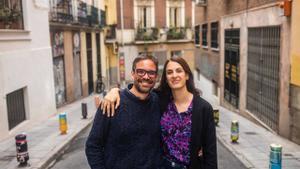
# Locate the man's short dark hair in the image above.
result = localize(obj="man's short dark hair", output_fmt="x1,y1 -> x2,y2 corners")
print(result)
132,54 -> 158,72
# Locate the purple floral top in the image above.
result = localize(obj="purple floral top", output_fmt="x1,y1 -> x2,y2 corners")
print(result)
160,100 -> 193,165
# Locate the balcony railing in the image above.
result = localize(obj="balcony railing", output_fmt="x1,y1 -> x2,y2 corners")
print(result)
77,0 -> 88,26
87,5 -> 99,26
100,10 -> 106,28
135,27 -> 159,41
167,27 -> 186,40
49,0 -> 106,28
49,0 -> 73,24
106,24 -> 116,40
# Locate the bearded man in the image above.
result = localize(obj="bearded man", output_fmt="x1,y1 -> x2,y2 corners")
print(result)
85,54 -> 161,169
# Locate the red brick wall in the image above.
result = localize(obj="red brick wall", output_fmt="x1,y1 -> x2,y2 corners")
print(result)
155,0 -> 166,28
116,0 -> 134,29
117,0 -> 121,29
195,0 -> 281,25
185,0 -> 192,27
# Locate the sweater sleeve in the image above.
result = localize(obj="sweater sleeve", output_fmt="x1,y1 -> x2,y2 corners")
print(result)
85,108 -> 110,169
203,104 -> 218,169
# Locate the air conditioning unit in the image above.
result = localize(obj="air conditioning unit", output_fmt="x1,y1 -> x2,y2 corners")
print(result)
196,0 -> 207,6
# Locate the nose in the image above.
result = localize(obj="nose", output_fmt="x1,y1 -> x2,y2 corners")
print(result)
142,72 -> 151,79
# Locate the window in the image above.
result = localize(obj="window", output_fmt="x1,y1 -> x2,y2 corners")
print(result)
211,22 -> 219,48
171,50 -> 182,57
0,0 -> 24,29
195,25 -> 200,45
138,6 -> 151,28
202,24 -> 208,46
169,7 -> 181,27
195,0 -> 207,6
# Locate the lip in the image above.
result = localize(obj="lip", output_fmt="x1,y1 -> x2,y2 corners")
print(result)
139,81 -> 153,87
171,80 -> 181,84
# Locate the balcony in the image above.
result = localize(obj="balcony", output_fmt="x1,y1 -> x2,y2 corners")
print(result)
105,24 -> 116,42
135,27 -> 159,42
87,5 -> 99,27
167,27 -> 186,40
77,0 -> 88,26
100,10 -> 106,28
49,0 -> 73,24
49,0 -> 106,28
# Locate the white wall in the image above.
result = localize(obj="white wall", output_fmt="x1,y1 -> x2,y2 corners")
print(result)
194,71 -> 219,108
119,45 -> 139,82
0,0 -> 56,140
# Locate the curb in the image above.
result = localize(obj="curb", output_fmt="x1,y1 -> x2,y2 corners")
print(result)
34,118 -> 94,169
216,131 -> 255,169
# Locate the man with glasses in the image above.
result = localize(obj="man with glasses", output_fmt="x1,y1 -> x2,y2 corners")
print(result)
85,54 -> 161,169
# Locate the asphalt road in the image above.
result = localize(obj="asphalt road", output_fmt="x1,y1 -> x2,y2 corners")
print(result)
49,125 -> 247,169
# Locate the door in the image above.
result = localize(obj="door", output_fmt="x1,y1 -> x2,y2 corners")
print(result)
247,26 -> 280,131
224,29 -> 240,108
86,33 -> 94,94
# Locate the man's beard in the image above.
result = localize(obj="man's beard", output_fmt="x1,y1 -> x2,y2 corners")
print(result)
133,78 -> 154,94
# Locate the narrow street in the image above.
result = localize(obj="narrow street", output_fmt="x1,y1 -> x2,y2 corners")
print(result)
49,125 -> 246,169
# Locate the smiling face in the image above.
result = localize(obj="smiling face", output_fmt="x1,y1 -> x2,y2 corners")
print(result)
165,61 -> 189,90
131,59 -> 157,94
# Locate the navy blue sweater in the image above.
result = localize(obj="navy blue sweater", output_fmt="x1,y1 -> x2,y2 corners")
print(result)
85,89 -> 161,169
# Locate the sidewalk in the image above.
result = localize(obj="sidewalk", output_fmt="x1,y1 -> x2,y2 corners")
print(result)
1,94 -> 300,169
214,105 -> 300,169
0,95 -> 98,169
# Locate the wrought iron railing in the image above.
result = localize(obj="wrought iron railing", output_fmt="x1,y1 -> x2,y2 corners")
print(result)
135,27 -> 159,41
87,5 -> 99,26
100,10 -> 106,27
167,27 -> 186,40
77,0 -> 88,25
49,0 -> 106,28
49,0 -> 73,24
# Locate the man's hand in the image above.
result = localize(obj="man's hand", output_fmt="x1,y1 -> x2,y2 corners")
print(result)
99,88 -> 120,117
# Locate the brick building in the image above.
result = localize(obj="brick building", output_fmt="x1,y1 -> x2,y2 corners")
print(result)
116,0 -> 195,84
194,0 -> 300,143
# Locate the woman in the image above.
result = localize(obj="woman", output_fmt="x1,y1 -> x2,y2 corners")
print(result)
101,56 -> 217,169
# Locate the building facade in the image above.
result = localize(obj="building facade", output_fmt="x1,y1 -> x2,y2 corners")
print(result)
104,0 -> 119,86
116,0 -> 195,85
49,0 -> 107,107
0,0 -> 56,140
194,0 -> 299,143
290,0 -> 300,144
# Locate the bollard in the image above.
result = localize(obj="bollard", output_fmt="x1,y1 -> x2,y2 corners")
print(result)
230,120 -> 239,142
269,144 -> 282,169
15,133 -> 29,166
213,109 -> 219,126
82,103 -> 88,119
59,112 -> 68,134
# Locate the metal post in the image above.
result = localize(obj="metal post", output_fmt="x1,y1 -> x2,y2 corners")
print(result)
230,120 -> 239,142
82,103 -> 88,119
269,144 -> 282,169
59,112 -> 68,134
15,133 -> 29,166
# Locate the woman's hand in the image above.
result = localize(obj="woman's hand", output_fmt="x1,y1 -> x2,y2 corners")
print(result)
99,88 -> 120,117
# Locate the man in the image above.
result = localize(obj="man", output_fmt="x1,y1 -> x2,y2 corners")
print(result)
85,54 -> 161,169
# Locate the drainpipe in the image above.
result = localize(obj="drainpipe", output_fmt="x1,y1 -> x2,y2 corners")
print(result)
120,0 -> 124,46
119,0 -> 125,86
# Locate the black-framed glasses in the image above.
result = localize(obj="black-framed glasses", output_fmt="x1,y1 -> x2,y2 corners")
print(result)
135,69 -> 157,78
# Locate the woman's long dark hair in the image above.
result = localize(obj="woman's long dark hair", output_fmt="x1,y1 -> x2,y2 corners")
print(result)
157,56 -> 200,97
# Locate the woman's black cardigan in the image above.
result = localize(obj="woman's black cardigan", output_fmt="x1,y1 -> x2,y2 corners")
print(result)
158,92 -> 218,169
